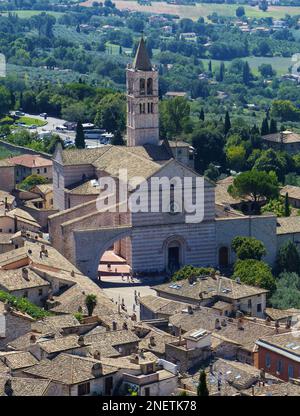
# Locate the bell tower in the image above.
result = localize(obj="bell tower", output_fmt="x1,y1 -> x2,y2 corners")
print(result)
126,37 -> 159,147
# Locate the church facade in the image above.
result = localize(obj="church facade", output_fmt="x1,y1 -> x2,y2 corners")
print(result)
49,38 -> 278,280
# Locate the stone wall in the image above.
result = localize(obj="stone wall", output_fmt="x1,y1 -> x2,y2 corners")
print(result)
0,166 -> 15,192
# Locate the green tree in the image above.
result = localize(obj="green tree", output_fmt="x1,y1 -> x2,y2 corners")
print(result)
271,100 -> 300,122
276,241 -> 300,274
284,193 -> 291,217
261,118 -> 269,136
232,236 -> 266,261
0,86 -> 11,116
111,130 -> 125,145
236,6 -> 245,17
197,370 -> 209,396
160,97 -> 190,138
233,259 -> 276,292
228,170 -> 279,203
242,61 -> 251,86
226,145 -> 246,172
85,294 -> 97,316
19,174 -> 48,191
269,118 -> 278,134
95,93 -> 126,134
191,127 -> 225,173
258,64 -> 275,78
224,111 -> 231,136
204,163 -> 219,181
199,108 -> 205,121
271,272 -> 300,309
75,121 -> 85,149
218,62 -> 225,82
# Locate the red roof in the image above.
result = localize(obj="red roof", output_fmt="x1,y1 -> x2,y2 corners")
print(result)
7,154 -> 52,168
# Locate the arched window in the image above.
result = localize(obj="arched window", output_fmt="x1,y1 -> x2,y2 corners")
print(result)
140,78 -> 145,95
147,78 -> 153,95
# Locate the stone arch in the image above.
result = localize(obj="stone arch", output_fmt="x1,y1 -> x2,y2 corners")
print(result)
162,235 -> 186,273
218,246 -> 229,267
147,78 -> 153,95
140,78 -> 145,95
74,226 -> 132,280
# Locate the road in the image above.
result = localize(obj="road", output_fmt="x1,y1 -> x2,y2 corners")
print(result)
18,113 -> 105,148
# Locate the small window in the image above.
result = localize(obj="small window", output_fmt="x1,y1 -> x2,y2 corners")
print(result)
140,78 -> 145,95
9,229 -> 12,233
37,169 -> 40,174
0,229 -> 2,233
38,288 -> 43,297
144,387 -> 150,396
257,303 -> 262,313
78,382 -> 90,396
276,359 -> 283,374
44,168 -> 47,173
248,299 -> 252,309
288,365 -> 294,379
265,353 -> 271,369
23,291 -> 28,298
147,78 -> 153,95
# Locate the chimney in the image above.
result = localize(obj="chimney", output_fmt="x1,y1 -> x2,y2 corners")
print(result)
91,363 -> 102,378
221,319 -> 227,327
93,350 -> 101,360
130,354 -> 139,364
112,321 -> 117,331
237,318 -> 244,331
71,270 -> 75,277
78,336 -> 85,347
215,318 -> 221,330
22,268 -> 30,281
187,305 -> 193,315
30,334 -> 37,344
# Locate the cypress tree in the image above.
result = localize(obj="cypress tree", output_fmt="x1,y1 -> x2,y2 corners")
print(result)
208,60 -> 212,73
243,61 -> 250,85
269,118 -> 278,134
284,193 -> 291,217
199,108 -> 205,121
219,62 -> 225,82
197,370 -> 209,396
224,111 -> 231,135
75,121 -> 85,149
261,118 -> 269,136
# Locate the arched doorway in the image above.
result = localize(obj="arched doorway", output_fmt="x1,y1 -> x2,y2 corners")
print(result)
219,246 -> 229,267
164,236 -> 186,274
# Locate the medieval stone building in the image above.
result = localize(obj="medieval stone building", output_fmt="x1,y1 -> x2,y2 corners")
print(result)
49,38 -> 279,280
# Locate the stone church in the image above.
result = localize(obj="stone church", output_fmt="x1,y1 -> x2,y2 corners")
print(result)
49,38 -> 279,280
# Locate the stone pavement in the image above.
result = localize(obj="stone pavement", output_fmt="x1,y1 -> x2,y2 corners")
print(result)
99,251 -> 166,319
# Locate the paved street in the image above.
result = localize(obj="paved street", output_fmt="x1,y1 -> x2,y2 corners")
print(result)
99,251 -> 165,319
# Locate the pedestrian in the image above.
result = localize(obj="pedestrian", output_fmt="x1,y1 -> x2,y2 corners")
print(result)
115,267 -> 117,274
121,273 -> 124,281
107,263 -> 111,272
127,274 -> 130,283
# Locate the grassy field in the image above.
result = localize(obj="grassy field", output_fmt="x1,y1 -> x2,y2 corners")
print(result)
18,116 -> 47,127
81,1 -> 300,21
1,10 -> 64,19
201,56 -> 292,75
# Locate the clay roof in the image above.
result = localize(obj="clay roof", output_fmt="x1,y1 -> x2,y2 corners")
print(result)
0,234 -> 13,245
154,275 -> 268,302
276,216 -> 300,234
23,353 -> 117,384
139,328 -> 178,355
0,159 -> 15,167
262,131 -> 300,144
0,376 -> 50,396
257,331 -> 300,359
0,190 -> 15,206
132,37 -> 152,71
244,381 -> 300,396
280,185 -> 300,200
0,268 -> 49,291
139,295 -> 189,316
6,208 -> 41,228
38,334 -> 90,354
32,314 -> 80,334
84,329 -> 139,358
31,184 -> 53,195
0,351 -> 38,370
215,176 -> 250,206
7,154 -> 52,168
170,309 -> 281,352
265,307 -> 300,321
66,179 -> 100,195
